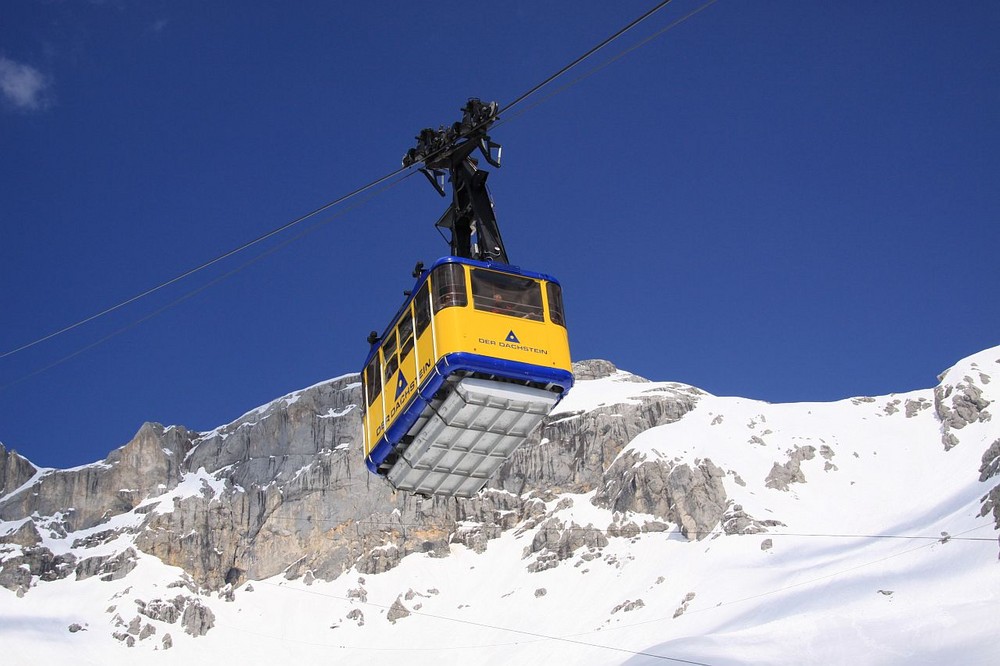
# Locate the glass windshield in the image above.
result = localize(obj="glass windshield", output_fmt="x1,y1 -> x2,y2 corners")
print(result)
546,282 -> 566,326
432,263 -> 467,313
471,269 -> 544,321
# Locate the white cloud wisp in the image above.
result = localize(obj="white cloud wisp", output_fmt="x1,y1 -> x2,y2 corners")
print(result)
0,57 -> 52,111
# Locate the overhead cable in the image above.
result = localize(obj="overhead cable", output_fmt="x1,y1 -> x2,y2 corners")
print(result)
0,0 -> 708,362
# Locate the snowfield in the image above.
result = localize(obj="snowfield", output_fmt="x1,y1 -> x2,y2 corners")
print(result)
2,348 -> 998,665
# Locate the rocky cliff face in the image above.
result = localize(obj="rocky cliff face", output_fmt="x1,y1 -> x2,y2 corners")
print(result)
0,361 -> 715,594
2,351 -> 998,651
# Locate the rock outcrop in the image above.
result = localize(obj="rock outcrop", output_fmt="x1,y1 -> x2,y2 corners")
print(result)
3,350 -> 999,611
0,444 -> 37,498
0,423 -> 195,530
595,453 -> 727,539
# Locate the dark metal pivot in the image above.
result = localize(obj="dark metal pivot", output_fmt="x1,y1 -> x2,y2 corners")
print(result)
403,99 -> 509,264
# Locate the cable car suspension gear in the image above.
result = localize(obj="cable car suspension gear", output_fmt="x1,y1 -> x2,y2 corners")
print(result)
403,99 -> 509,265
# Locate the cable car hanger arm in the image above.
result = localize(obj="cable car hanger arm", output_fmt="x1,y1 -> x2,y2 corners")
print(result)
402,99 -> 509,265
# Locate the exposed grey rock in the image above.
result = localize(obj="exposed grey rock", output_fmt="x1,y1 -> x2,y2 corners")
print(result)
450,521 -> 502,553
139,596 -> 185,624
943,433 -> 960,451
347,586 -> 368,603
0,443 -> 37,498
606,519 -> 641,539
761,538 -> 773,551
723,503 -> 784,535
387,598 -> 410,623
0,371 -> 705,592
357,544 -> 402,575
74,548 -> 138,582
0,519 -> 41,547
526,552 -> 560,573
493,385 -> 699,496
611,598 -> 645,613
0,559 -> 32,593
673,592 -> 696,618
0,423 -> 195,531
138,623 -> 156,641
765,446 -> 817,491
133,377 -> 378,589
0,546 -> 76,592
905,398 -> 931,417
68,623 -> 85,633
534,588 -> 547,597
181,599 -> 215,637
218,583 -> 235,601
935,380 -> 992,450
935,382 -> 991,429
595,455 -> 727,540
346,608 -> 364,626
979,484 -> 1000,531
523,518 -> 608,563
161,633 -> 173,650
572,359 -> 632,382
980,440 -> 1000,482
4,345 -> 994,618
113,631 -> 135,647
71,529 -> 122,550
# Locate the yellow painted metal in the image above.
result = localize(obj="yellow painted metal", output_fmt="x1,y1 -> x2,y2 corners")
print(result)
361,266 -> 571,463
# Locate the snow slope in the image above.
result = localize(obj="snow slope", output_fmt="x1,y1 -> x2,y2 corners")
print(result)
2,348 -> 998,665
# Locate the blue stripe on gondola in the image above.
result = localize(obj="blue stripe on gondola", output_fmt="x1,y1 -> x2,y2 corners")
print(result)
364,352 -> 574,474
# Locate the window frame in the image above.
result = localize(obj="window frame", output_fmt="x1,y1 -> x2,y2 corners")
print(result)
470,268 -> 545,322
546,281 -> 566,327
432,263 -> 468,314
398,310 -> 414,361
414,282 -> 431,337
364,357 -> 381,407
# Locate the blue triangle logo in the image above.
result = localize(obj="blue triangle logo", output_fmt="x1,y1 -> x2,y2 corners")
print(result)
395,370 -> 409,399
505,330 -> 520,344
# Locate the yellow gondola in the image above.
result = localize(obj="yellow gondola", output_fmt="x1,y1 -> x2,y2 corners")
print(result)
361,100 -> 574,497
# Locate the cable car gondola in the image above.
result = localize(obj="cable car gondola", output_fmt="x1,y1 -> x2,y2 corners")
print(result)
361,100 -> 573,498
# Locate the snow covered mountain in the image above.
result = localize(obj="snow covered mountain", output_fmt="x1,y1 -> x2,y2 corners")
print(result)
1,348 -> 998,665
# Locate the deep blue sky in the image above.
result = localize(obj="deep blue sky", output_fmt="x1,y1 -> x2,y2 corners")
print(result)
2,1 -> 998,468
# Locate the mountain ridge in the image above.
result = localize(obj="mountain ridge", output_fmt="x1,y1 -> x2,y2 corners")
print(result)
1,349 -> 998,664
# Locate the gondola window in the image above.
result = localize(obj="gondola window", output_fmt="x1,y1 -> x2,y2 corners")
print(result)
433,263 -> 467,313
546,282 -> 566,326
471,269 -> 544,321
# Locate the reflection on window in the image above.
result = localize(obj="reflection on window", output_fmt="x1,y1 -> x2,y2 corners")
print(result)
384,351 -> 398,384
414,283 -> 431,336
546,282 -> 566,326
471,269 -> 544,321
398,312 -> 414,360
364,359 -> 380,407
382,330 -> 398,383
432,263 -> 467,313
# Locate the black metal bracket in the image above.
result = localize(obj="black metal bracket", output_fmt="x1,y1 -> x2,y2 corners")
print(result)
403,99 -> 509,265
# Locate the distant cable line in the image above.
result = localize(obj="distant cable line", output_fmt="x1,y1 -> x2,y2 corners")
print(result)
0,0 -> 711,364
0,167 -> 410,362
498,0 -> 719,126
258,580 -> 713,665
501,0 -> 678,115
0,176 -> 412,390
